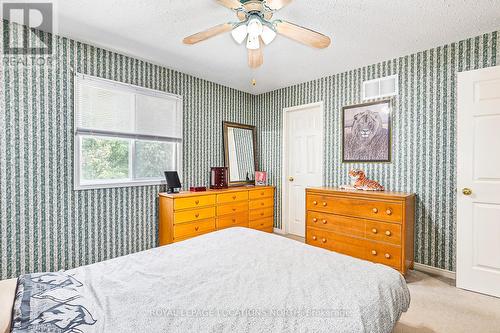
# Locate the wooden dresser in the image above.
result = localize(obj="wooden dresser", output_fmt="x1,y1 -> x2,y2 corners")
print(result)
159,186 -> 275,245
305,187 -> 415,275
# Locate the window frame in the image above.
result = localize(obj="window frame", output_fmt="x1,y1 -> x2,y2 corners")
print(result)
74,74 -> 183,191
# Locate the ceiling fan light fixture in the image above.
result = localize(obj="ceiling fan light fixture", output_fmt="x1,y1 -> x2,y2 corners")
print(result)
247,17 -> 263,37
261,25 -> 276,45
231,24 -> 248,44
246,34 -> 260,50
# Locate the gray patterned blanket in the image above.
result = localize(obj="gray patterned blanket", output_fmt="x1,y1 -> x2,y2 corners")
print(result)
10,228 -> 410,332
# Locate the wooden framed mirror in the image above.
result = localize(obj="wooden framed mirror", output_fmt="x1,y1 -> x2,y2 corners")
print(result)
223,121 -> 257,186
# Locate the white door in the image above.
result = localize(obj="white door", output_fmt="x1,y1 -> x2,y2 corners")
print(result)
457,66 -> 500,297
283,103 -> 323,237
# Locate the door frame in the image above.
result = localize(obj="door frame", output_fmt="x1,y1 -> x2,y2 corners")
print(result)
281,101 -> 324,235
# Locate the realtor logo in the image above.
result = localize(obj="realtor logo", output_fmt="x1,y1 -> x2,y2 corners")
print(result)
1,1 -> 55,54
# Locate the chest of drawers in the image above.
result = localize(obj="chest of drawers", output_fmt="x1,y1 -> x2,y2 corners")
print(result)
159,186 -> 275,245
305,187 -> 415,275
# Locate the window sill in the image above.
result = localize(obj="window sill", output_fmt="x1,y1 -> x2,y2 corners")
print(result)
74,179 -> 166,191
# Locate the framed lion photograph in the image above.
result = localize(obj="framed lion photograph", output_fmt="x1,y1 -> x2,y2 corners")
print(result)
342,99 -> 392,163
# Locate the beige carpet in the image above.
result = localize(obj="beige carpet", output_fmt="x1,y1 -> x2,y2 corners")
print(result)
394,270 -> 500,333
278,233 -> 500,333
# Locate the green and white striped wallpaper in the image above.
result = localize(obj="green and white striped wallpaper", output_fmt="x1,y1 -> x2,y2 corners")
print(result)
0,21 -> 255,279
255,31 -> 499,271
1,17 -> 499,278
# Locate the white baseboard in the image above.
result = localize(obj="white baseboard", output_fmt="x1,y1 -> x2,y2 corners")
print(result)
273,228 -> 286,235
413,263 -> 456,280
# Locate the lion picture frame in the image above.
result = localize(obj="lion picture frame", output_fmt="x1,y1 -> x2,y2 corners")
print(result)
342,99 -> 392,163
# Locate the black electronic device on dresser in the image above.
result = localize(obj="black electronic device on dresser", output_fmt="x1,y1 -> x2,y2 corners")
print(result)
164,171 -> 182,194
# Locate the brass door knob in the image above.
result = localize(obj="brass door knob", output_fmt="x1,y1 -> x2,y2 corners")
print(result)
385,230 -> 392,236
313,201 -> 318,205
386,209 -> 392,215
385,253 -> 391,259
372,228 -> 378,234
462,188 -> 472,196
288,177 -> 294,181
372,208 -> 378,213
312,236 -> 317,240
312,218 -> 318,222
322,202 -> 327,207
322,219 -> 327,224
321,238 -> 327,243
371,250 -> 377,256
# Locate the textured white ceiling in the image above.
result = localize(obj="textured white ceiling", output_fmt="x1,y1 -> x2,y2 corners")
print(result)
57,0 -> 500,94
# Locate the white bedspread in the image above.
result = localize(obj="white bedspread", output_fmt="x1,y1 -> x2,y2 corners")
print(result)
12,228 -> 410,333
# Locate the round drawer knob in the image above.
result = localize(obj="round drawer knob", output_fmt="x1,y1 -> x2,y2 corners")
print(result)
372,228 -> 378,234
386,209 -> 392,215
322,219 -> 327,224
313,201 -> 318,205
385,230 -> 392,236
322,202 -> 327,207
372,208 -> 378,213
321,238 -> 327,243
313,218 -> 318,222
312,236 -> 317,241
371,250 -> 377,256
385,253 -> 391,259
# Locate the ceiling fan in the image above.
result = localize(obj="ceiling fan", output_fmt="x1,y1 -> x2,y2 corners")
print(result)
183,0 -> 331,68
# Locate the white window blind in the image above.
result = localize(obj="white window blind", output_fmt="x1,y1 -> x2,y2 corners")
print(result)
74,74 -> 183,190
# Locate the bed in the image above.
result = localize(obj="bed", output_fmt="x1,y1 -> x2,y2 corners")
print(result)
1,227 -> 410,333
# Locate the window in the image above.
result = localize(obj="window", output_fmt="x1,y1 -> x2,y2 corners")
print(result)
74,74 -> 182,190
362,74 -> 399,100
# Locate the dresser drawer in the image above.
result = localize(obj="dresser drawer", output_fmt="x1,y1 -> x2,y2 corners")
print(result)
173,218 -> 216,239
249,207 -> 274,221
174,207 -> 216,224
365,220 -> 402,245
306,227 -> 366,257
217,191 -> 249,204
306,212 -> 364,238
249,197 -> 274,210
174,195 -> 215,210
217,213 -> 249,229
365,241 -> 401,270
217,201 -> 248,216
307,194 -> 403,223
249,216 -> 274,231
249,188 -> 274,200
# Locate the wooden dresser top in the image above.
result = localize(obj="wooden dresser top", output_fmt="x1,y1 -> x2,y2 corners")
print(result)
159,185 -> 275,198
306,187 -> 415,200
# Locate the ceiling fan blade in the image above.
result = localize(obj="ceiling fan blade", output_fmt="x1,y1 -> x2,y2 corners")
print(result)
266,0 -> 292,10
275,20 -> 331,49
216,0 -> 243,10
248,41 -> 263,68
183,23 -> 233,45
